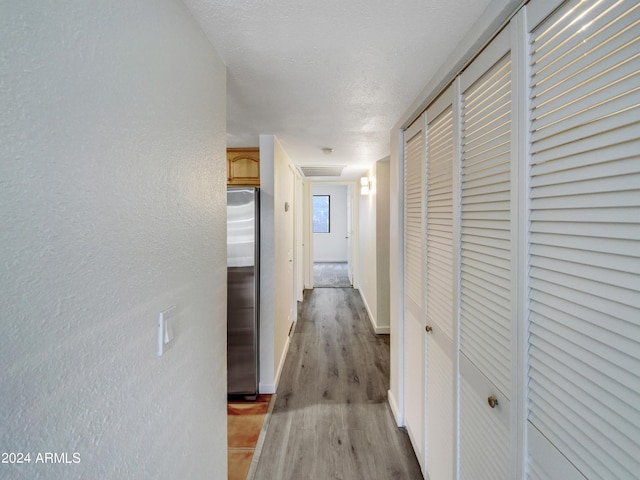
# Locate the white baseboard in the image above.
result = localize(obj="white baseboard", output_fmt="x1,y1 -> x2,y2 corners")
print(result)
259,324 -> 294,395
274,327 -> 292,391
259,382 -> 276,394
388,389 -> 403,426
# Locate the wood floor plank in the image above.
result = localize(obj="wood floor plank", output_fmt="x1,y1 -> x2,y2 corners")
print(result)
254,288 -> 422,480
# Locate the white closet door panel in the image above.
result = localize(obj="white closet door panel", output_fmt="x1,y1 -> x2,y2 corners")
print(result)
424,85 -> 455,480
531,243 -> 640,274
532,57 -> 640,121
532,87 -> 639,139
531,255 -> 639,291
462,257 -> 510,285
427,105 -> 454,340
403,117 -> 426,471
463,248 -> 510,272
461,162 -> 511,186
405,307 -> 425,465
530,0 -> 622,58
530,217 -> 639,240
530,314 -> 640,396
531,264 -> 639,307
464,96 -> 511,139
531,168 -> 640,197
464,134 -> 509,168
457,18 -> 514,480
528,1 -> 640,479
426,334 -> 454,480
461,185 -> 510,206
530,289 -> 640,353
460,355 -> 510,480
528,423 -> 585,480
532,16 -> 640,101
531,153 -> 640,187
530,232 -> 637,258
530,121 -> 639,163
405,128 -> 425,311
531,2 -> 638,80
530,1 -> 638,68
530,273 -> 638,321
532,105 -> 639,149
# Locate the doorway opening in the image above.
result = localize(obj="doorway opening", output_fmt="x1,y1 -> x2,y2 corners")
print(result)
311,184 -> 353,288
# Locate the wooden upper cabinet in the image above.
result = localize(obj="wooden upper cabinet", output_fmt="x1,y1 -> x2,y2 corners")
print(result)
227,148 -> 260,186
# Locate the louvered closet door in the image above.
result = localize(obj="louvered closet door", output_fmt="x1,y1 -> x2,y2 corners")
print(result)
403,116 -> 426,470
459,26 -> 513,480
425,87 -> 455,480
527,1 -> 640,479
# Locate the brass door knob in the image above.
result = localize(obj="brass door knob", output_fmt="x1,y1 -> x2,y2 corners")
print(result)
488,395 -> 499,408
425,325 -> 433,333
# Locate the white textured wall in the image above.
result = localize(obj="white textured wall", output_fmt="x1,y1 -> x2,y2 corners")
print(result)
259,136 -> 296,393
358,159 -> 391,334
259,136 -> 276,393
359,165 -> 378,327
375,160 -> 391,330
313,185 -> 348,262
0,1 -> 228,479
273,139 -> 296,385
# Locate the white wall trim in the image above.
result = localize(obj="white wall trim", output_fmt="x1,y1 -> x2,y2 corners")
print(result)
511,8 -> 531,479
388,389 -> 402,426
260,332 -> 292,394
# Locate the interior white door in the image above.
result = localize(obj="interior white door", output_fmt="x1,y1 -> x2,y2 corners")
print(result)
403,115 -> 426,471
526,1 -> 640,478
284,166 -> 295,327
346,184 -> 353,284
425,87 -> 456,480
459,26 -> 513,480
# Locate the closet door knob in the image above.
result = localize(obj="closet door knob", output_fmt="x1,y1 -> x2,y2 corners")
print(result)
425,325 -> 433,333
488,395 -> 499,408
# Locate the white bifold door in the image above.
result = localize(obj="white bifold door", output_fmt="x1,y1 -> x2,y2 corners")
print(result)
403,115 -> 426,471
526,1 -> 640,478
459,25 -> 515,480
424,87 -> 456,480
404,86 -> 458,478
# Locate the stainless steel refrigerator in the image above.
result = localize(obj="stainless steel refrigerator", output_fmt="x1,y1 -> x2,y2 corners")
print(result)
227,187 -> 259,398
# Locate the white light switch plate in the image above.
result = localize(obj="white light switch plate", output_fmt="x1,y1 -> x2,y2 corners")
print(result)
157,305 -> 176,356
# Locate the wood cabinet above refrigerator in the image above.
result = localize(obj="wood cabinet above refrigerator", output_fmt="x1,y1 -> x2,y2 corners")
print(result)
227,148 -> 260,186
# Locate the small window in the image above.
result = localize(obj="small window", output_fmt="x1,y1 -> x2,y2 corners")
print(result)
312,195 -> 330,233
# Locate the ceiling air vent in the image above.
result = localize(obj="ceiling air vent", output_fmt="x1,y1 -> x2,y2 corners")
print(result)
299,165 -> 345,177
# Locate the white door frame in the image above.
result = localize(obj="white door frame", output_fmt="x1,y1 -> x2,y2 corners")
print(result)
303,181 -> 359,290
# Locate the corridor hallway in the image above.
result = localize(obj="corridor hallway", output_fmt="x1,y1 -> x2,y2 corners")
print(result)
254,288 -> 422,479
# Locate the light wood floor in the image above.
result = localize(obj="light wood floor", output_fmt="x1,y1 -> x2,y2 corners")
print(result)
253,288 -> 422,479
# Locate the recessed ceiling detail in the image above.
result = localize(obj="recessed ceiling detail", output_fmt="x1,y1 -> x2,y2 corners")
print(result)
299,165 -> 345,177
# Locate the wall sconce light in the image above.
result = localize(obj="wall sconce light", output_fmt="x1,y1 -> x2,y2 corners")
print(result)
360,176 -> 371,195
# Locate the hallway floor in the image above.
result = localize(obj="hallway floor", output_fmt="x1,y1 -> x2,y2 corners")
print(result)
313,262 -> 351,287
253,288 -> 422,479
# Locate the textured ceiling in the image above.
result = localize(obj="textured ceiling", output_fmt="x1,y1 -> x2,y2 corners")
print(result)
183,0 -> 493,180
